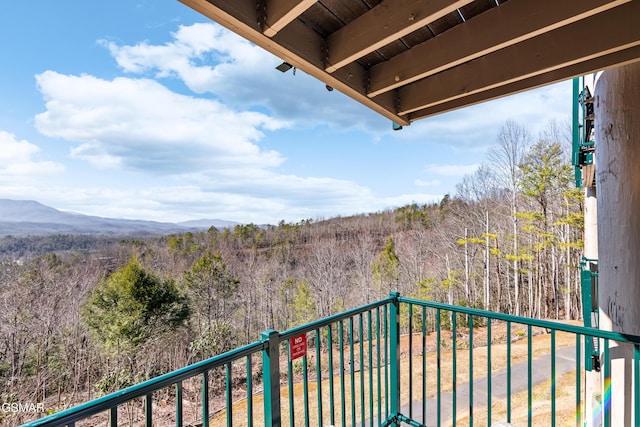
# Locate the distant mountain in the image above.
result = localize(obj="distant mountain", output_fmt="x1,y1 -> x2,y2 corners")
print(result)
0,199 -> 237,236
177,219 -> 240,229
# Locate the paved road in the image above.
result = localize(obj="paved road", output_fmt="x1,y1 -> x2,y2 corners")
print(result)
400,346 -> 577,427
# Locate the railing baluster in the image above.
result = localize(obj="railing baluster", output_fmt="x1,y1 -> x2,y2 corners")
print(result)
145,393 -> 153,427
487,319 -> 492,426
527,324 -> 532,427
246,357 -> 253,427
339,320 -> 346,427
376,307 -> 382,426
635,344 -> 640,427
551,329 -> 556,427
368,310 -> 374,427
507,320 -> 512,423
576,334 -> 581,427
453,312 -> 457,427
201,372 -> 208,427
422,305 -> 427,424
437,308 -> 442,427
315,329 -> 323,427
409,303 -> 414,420
350,316 -> 356,426
384,304 -> 389,421
287,341 -> 294,427
302,352 -> 310,427
176,381 -> 183,427
359,313 -> 365,426
226,363 -> 233,426
109,406 -> 117,427
469,314 -> 473,427
328,323 -> 336,426
604,338 -> 611,427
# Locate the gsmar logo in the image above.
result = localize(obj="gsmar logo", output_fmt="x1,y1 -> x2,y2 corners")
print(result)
1,402 -> 45,413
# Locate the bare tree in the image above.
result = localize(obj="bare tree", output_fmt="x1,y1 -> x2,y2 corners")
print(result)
487,120 -> 531,315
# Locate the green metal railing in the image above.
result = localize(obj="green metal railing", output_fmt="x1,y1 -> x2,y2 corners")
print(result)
22,293 -> 640,427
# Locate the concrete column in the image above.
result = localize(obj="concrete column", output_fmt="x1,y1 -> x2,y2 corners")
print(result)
584,188 -> 597,260
584,186 -> 601,427
595,61 -> 640,426
583,72 -> 601,427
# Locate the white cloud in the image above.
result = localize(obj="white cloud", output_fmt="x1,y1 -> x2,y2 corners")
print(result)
394,81 -> 572,150
0,131 -> 64,177
103,22 -> 388,132
34,71 -> 287,172
414,179 -> 441,187
28,69 -> 427,224
424,163 -> 479,177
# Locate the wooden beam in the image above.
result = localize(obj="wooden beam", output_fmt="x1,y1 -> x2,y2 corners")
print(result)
397,1 -> 640,115
178,0 -> 409,124
408,46 -> 640,121
264,0 -> 317,37
368,0 -> 629,97
325,0 -> 474,73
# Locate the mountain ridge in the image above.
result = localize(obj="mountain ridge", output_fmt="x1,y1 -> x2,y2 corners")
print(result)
0,199 -> 239,236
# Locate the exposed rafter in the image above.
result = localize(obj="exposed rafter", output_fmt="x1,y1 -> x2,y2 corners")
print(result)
408,45 -> 640,121
367,0 -> 630,97
397,0 -> 640,115
325,0 -> 474,73
263,0 -> 317,37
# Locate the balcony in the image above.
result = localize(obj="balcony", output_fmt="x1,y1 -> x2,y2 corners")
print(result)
22,293 -> 640,427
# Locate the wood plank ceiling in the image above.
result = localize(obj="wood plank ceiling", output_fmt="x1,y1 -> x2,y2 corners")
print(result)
179,0 -> 640,126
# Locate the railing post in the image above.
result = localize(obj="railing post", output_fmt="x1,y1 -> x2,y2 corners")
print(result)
262,329 -> 281,427
389,292 -> 401,424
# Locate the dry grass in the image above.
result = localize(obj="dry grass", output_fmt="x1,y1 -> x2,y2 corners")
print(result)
400,323 -> 579,400
453,370 -> 583,427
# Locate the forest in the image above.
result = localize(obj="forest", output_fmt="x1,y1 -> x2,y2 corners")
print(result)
0,120 -> 585,422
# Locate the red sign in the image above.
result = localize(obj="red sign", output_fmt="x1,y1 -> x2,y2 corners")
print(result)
289,334 -> 307,361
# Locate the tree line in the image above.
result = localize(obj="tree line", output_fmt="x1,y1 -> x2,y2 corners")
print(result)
0,119 -> 584,423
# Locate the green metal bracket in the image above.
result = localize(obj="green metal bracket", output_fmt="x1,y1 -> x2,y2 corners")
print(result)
381,415 -> 400,427
581,257 -> 600,371
572,77 -> 596,188
396,413 -> 426,426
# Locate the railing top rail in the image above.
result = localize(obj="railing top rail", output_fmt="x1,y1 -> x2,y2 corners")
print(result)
399,296 -> 640,345
22,340 -> 265,427
279,295 -> 395,340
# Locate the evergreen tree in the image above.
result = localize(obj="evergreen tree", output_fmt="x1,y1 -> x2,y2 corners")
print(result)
183,251 -> 239,332
372,236 -> 400,298
519,139 -> 573,318
83,256 -> 189,352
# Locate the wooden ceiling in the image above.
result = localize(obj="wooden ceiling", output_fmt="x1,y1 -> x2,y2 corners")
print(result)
179,0 -> 640,126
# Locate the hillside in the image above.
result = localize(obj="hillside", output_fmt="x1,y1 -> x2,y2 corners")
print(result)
0,199 -> 234,236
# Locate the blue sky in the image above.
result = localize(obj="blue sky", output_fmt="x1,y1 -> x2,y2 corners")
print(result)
0,1 -> 572,225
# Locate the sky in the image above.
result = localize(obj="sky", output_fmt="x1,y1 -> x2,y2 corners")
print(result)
0,1 -> 572,225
